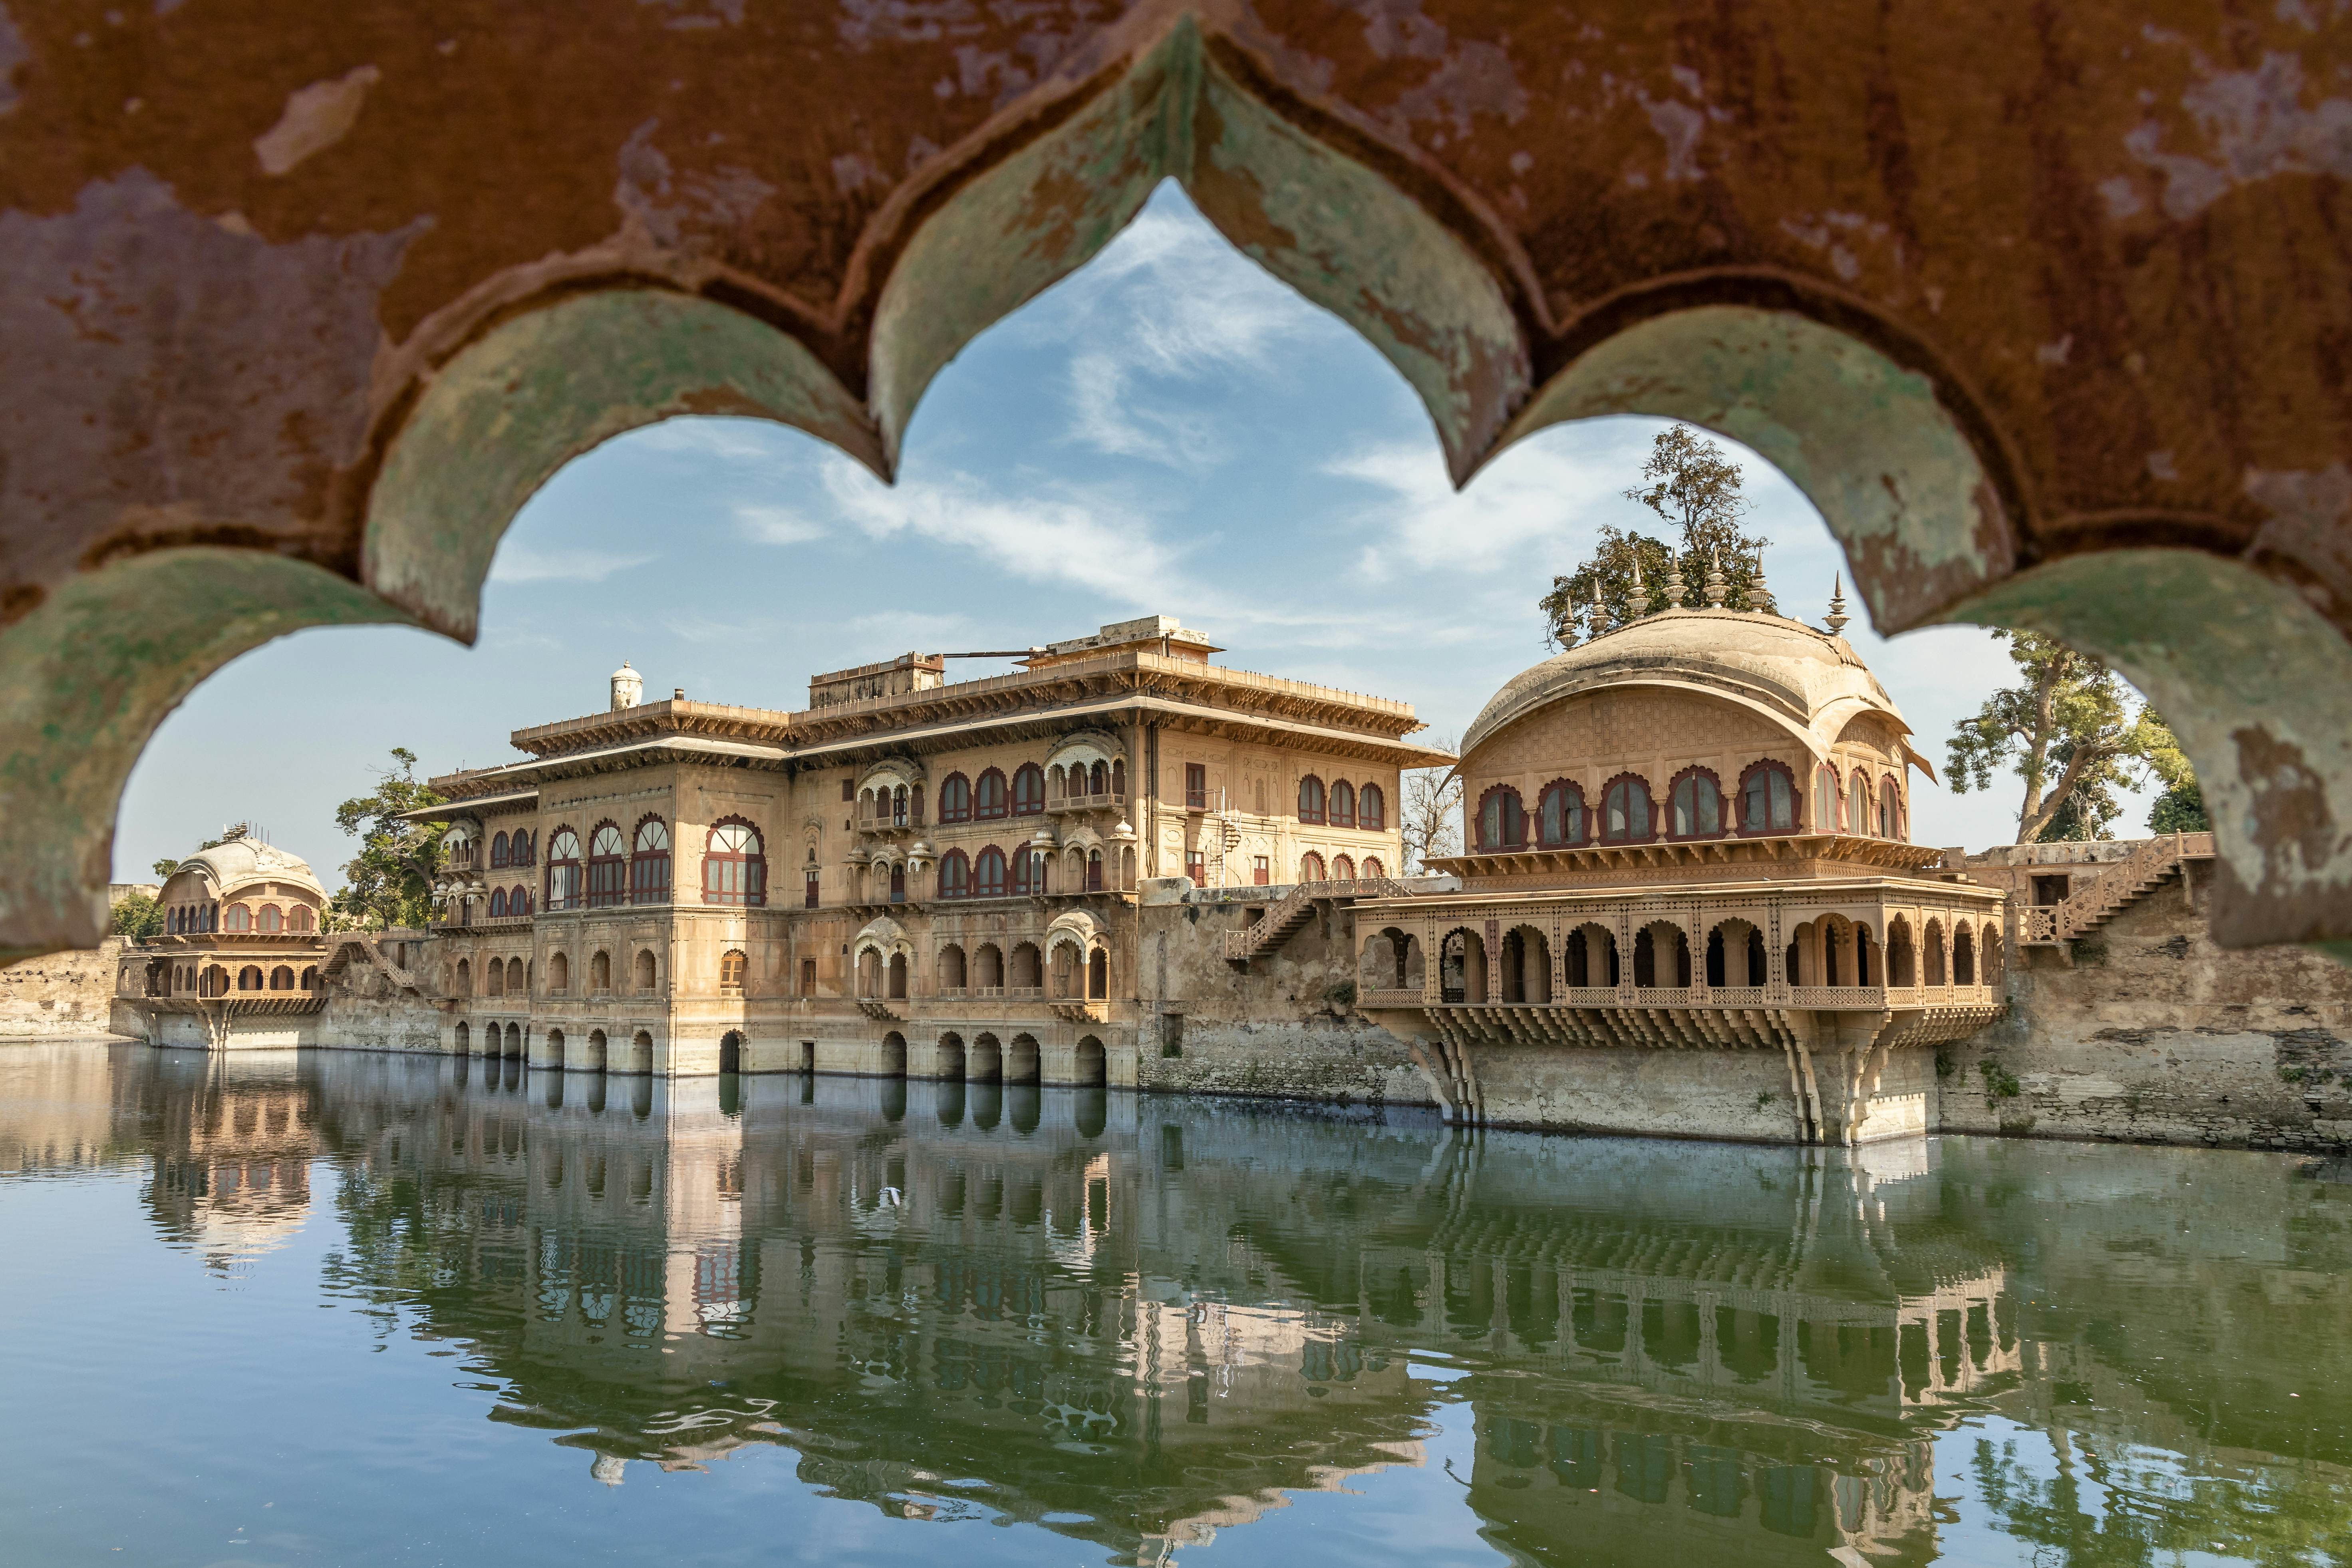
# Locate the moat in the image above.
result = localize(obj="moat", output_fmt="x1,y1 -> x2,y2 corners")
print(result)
5,1041 -> 2349,1567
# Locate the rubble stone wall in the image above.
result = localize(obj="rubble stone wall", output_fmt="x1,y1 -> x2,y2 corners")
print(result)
0,938 -> 135,1037
1939,862 -> 2352,1152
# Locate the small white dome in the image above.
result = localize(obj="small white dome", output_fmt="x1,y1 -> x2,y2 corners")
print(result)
609,660 -> 644,712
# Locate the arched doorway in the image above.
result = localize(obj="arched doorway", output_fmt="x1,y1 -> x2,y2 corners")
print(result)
1007,1033 -> 1041,1085
1075,1035 -> 1106,1087
880,1031 -> 907,1078
970,1033 -> 1002,1083
719,1030 -> 743,1074
936,1032 -> 965,1081
627,1030 -> 654,1075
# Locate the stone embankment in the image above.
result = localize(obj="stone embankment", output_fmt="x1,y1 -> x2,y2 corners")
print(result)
0,937 -> 137,1038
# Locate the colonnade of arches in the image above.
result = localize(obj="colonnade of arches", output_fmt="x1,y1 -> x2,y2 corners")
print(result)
157,961 -> 322,996
882,940 -> 1114,1000
1370,912 -> 2005,1002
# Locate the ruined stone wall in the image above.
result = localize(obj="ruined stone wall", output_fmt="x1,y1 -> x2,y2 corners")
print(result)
1134,891 -> 1435,1110
1942,862 -> 2352,1152
0,937 -> 136,1037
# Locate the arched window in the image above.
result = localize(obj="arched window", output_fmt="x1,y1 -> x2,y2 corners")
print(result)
1300,851 -> 1326,882
513,831 -> 534,866
975,769 -> 1008,820
939,849 -> 969,899
940,944 -> 967,989
489,888 -> 507,918
634,949 -> 657,992
289,905 -> 315,934
939,773 -> 971,822
1111,758 -> 1126,797
1011,844 -> 1046,896
269,965 -> 294,990
1739,762 -> 1796,833
548,952 -> 568,992
1011,764 -> 1045,815
1879,775 -> 1903,840
1848,771 -> 1871,837
1668,770 -> 1723,839
1477,785 -> 1526,851
1602,775 -> 1653,843
973,847 -> 1008,898
1814,766 -> 1841,832
1088,759 -> 1108,795
703,819 -> 766,906
1086,849 -> 1104,892
513,885 -> 532,915
1359,783 -> 1385,832
546,830 -> 583,908
300,966 -> 318,990
238,965 -> 263,991
586,823 -> 628,905
1330,781 -> 1356,828
889,784 -> 908,827
1362,855 -> 1385,878
631,817 -> 671,903
490,832 -> 510,868
1538,780 -> 1586,848
1333,853 -> 1355,880
455,958 -> 471,994
258,904 -> 283,933
591,950 -> 612,991
1297,775 -> 1327,824
486,956 -> 505,995
222,903 -> 251,932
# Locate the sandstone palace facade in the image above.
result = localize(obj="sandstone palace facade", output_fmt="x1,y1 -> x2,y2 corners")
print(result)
402,616 -> 1446,1088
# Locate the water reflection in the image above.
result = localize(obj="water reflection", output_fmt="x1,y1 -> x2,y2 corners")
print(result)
4,1043 -> 2350,1567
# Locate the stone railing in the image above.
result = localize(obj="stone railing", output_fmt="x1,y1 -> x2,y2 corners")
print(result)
2022,830 -> 2214,944
1402,982 -> 2004,1012
1049,790 -> 1125,815
1357,987 -> 1422,1008
1222,875 -> 1417,963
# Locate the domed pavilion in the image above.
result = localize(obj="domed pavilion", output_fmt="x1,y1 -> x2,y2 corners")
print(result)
121,830 -> 332,1049
1355,580 -> 2006,1146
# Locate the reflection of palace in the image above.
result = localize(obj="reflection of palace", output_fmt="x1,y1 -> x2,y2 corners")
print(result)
129,1051 -> 319,1270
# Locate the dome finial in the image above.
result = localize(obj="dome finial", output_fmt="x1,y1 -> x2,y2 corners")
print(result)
1750,549 -> 1777,616
1625,556 -> 1651,619
1703,546 -> 1728,608
1587,585 -> 1611,637
1826,574 -> 1851,636
1661,553 -> 1688,610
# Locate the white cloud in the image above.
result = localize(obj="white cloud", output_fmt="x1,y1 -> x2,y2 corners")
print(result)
489,541 -> 654,584
736,503 -> 824,545
1330,435 -> 1639,581
815,454 -> 1188,602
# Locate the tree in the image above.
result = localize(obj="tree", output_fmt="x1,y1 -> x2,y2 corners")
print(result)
1946,632 -> 2179,844
2140,713 -> 2209,833
1539,424 -> 1773,647
330,748 -> 447,930
1401,736 -> 1464,874
111,890 -> 164,940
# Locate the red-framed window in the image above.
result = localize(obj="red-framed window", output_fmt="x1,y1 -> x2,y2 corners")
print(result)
1359,783 -> 1385,832
545,827 -> 581,908
973,847 -> 1007,897
703,818 -> 766,906
1185,849 -> 1205,886
1666,768 -> 1724,839
1601,775 -> 1654,843
1476,785 -> 1526,851
939,849 -> 969,899
1300,851 -> 1326,882
1012,764 -> 1045,816
1011,845 -> 1046,895
1297,775 -> 1326,824
1252,856 -> 1269,886
1879,774 -> 1903,840
586,823 -> 628,906
1848,770 -> 1872,837
1184,764 -> 1207,810
1738,761 -> 1796,833
490,832 -> 510,868
1330,781 -> 1356,829
1085,849 -> 1104,892
1537,780 -> 1586,847
631,817 -> 671,902
975,769 -> 1008,820
1333,853 -> 1355,879
804,869 -> 820,908
939,773 -> 971,822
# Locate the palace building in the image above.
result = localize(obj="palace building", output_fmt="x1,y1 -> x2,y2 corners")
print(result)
409,616 -> 1448,1086
1352,574 -> 2007,1145
116,831 -> 332,1049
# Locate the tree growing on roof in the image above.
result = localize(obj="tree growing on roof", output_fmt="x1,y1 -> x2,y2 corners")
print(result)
328,748 -> 447,930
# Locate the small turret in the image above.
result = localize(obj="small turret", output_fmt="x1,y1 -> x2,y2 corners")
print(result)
610,661 -> 642,712
1626,558 -> 1652,619
1703,547 -> 1728,609
1826,576 -> 1851,638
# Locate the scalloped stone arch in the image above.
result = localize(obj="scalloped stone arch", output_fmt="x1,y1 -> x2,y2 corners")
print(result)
2,9 -> 2346,957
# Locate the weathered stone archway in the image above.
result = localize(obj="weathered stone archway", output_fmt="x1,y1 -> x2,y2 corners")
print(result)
4,5 -> 2348,955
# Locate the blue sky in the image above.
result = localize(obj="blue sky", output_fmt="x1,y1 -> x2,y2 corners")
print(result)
116,183 -> 2151,887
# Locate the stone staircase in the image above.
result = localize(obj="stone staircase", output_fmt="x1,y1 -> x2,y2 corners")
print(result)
1223,876 -> 1412,968
2020,831 -> 2215,947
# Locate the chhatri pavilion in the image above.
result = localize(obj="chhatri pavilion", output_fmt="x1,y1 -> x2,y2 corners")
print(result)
1355,569 -> 2006,1145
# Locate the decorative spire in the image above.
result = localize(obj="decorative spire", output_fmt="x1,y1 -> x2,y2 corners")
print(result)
1587,585 -> 1611,637
1750,549 -> 1778,616
1826,574 -> 1851,636
1626,556 -> 1651,619
1703,546 -> 1728,609
1661,554 -> 1688,610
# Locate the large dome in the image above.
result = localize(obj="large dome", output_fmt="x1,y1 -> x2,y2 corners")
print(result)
1462,608 -> 1936,777
173,838 -> 328,901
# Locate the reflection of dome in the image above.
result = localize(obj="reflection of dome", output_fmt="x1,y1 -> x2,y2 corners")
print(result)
1462,608 -> 1934,775
171,838 -> 328,902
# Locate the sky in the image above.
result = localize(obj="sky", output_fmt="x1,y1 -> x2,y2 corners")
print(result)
114,182 -> 2160,889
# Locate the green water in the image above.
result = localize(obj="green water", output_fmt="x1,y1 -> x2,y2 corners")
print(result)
2,1042 -> 2348,1567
